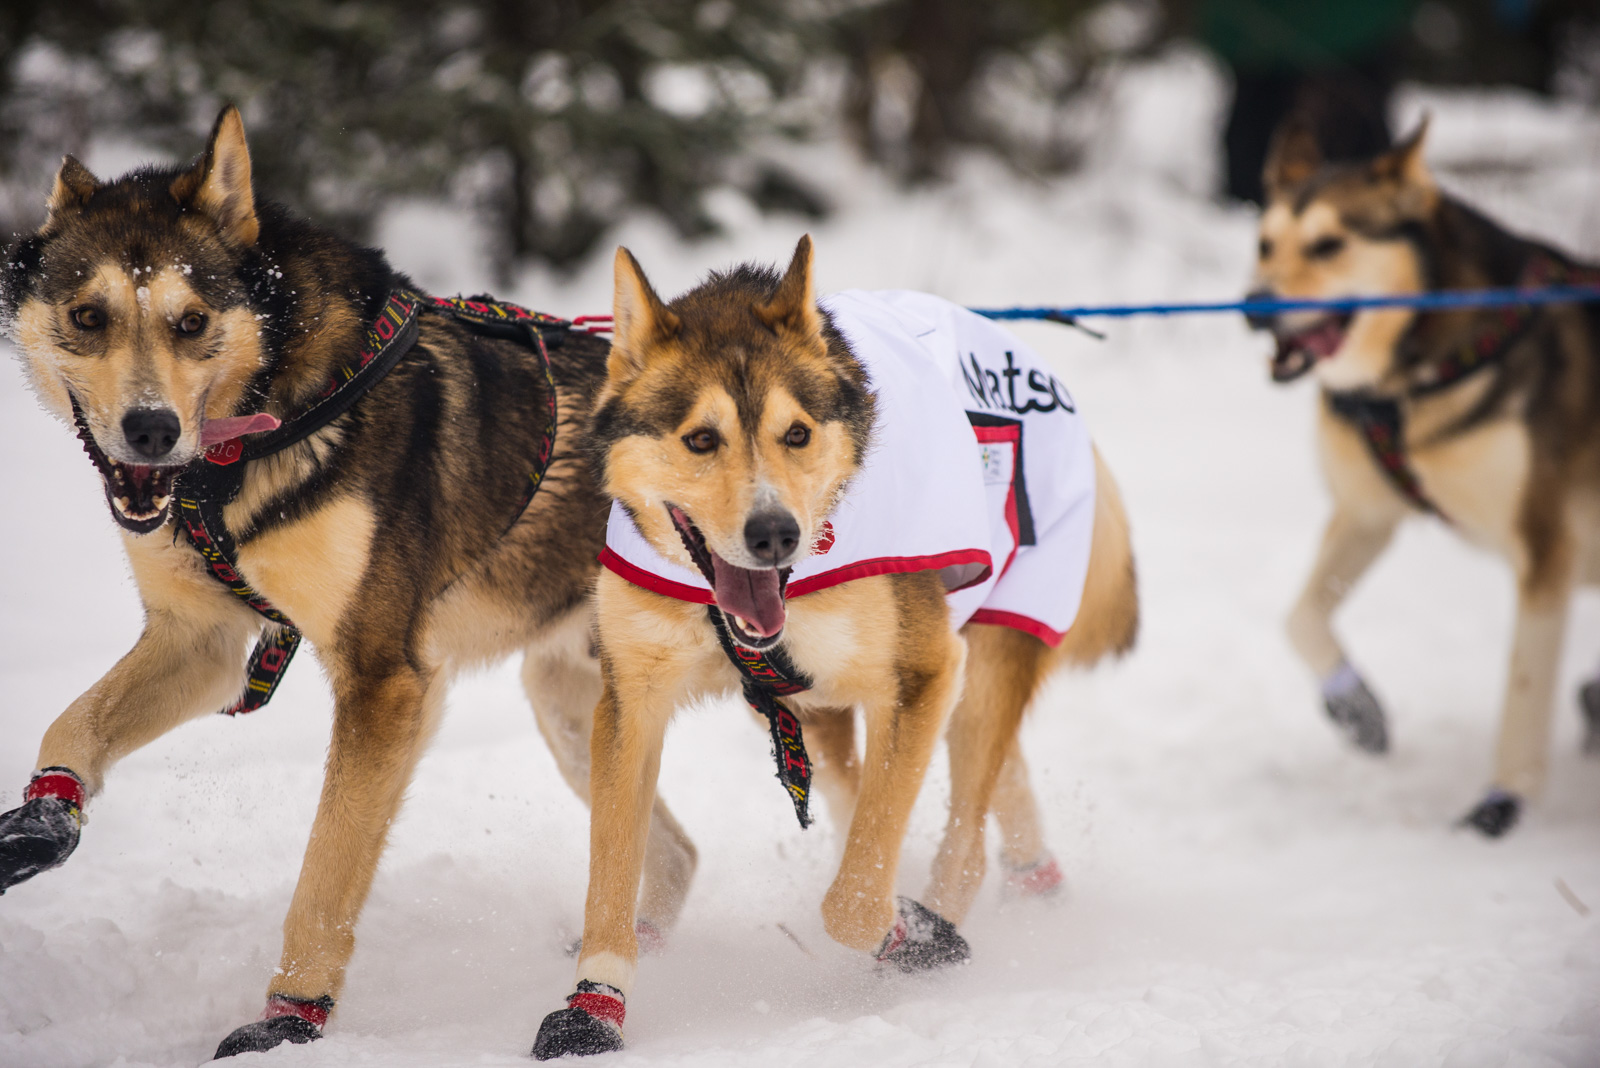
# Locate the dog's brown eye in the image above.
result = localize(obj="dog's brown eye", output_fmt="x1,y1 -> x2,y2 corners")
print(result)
176,312 -> 207,336
683,428 -> 719,454
1306,236 -> 1345,260
785,424 -> 811,447
71,306 -> 103,330
1258,238 -> 1273,260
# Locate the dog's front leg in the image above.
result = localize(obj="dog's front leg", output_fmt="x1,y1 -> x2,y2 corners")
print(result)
533,670 -> 673,1059
1,595 -> 256,895
213,662 -> 440,1058
524,646 -> 696,949
824,598 -> 967,970
1287,507 -> 1400,754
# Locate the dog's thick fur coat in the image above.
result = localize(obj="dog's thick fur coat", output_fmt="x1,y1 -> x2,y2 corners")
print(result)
1251,120 -> 1600,832
0,108 -> 698,1052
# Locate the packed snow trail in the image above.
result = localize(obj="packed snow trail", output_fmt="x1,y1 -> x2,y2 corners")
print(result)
3,56 -> 1598,1067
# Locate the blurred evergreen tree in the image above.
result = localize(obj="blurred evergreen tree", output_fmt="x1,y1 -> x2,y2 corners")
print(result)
827,0 -> 1155,180
0,0 -> 1169,271
0,0 -> 830,274
0,1 -> 1593,272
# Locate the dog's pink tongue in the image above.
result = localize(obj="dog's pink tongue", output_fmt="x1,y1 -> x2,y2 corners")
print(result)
1301,320 -> 1346,358
201,413 -> 281,446
710,552 -> 786,639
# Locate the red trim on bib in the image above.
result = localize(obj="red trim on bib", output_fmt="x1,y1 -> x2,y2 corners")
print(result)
599,547 -> 714,604
786,549 -> 992,597
969,608 -> 1065,647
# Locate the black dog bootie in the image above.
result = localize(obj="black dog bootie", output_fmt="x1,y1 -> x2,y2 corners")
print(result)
533,979 -> 626,1059
876,897 -> 971,973
214,995 -> 332,1059
0,768 -> 85,894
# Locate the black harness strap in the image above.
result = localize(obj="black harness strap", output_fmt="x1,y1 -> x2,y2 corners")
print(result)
426,295 -> 566,532
1328,252 -> 1599,520
173,290 -> 427,714
670,516 -> 816,829
1325,392 -> 1441,518
707,604 -> 816,829
159,289 -> 566,717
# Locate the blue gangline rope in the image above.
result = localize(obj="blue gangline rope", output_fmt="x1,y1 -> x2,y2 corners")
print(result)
971,284 -> 1600,323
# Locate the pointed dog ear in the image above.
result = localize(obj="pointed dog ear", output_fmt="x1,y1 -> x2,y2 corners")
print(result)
755,234 -> 820,340
46,156 -> 99,226
1262,118 -> 1322,197
610,246 -> 680,381
171,105 -> 259,246
1371,115 -> 1433,188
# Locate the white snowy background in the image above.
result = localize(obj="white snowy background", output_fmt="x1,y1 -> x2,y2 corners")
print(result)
2,51 -> 1598,1068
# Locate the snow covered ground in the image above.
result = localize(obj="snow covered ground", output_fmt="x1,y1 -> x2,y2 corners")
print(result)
3,51 -> 1598,1068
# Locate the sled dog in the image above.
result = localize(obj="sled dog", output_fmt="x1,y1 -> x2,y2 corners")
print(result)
1249,118 -> 1600,836
531,236 -> 1137,1058
0,107 -> 700,1057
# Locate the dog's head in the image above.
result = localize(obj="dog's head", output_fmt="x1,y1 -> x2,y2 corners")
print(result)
1247,118 -> 1438,390
3,106 -> 269,533
591,235 -> 875,650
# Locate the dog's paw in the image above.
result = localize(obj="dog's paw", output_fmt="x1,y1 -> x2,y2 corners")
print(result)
1002,854 -> 1065,901
0,795 -> 83,895
1458,789 -> 1520,838
1321,666 -> 1389,754
533,980 -> 625,1060
876,897 -> 970,973
1579,679 -> 1600,756
213,996 -> 331,1059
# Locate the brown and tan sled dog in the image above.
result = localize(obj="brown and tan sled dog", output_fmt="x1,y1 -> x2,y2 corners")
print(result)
1249,118 -> 1600,837
0,108 -> 701,1057
532,237 -> 1137,1058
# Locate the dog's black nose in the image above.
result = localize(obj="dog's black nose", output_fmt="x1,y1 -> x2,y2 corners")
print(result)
1242,289 -> 1278,331
122,408 -> 181,460
744,508 -> 800,566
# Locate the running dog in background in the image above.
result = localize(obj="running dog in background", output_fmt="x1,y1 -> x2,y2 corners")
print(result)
1248,118 -> 1600,836
0,107 -> 701,1057
533,236 -> 1137,1058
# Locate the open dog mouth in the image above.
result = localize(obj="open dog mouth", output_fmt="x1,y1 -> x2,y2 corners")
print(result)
1271,312 -> 1352,382
100,461 -> 178,533
68,404 -> 179,535
669,505 -> 788,650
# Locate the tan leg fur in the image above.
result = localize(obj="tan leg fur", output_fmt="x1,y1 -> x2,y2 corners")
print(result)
925,449 -> 1138,924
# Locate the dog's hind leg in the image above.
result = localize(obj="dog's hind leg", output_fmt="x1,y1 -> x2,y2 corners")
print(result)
0,551 -> 256,895
924,624 -> 1046,926
1287,507 -> 1400,754
1462,566 -> 1573,838
990,743 -> 1065,899
1573,540 -> 1600,755
215,660 -> 442,1058
523,642 -> 696,948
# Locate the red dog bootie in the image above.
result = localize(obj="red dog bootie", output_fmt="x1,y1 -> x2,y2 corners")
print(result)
876,897 -> 971,973
1003,854 -> 1065,899
532,980 -> 625,1059
0,768 -> 86,894
213,994 -> 332,1058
